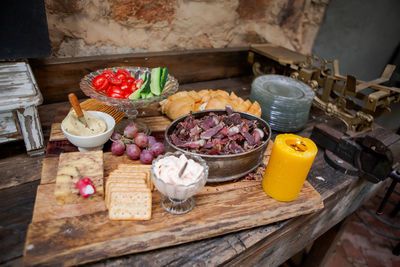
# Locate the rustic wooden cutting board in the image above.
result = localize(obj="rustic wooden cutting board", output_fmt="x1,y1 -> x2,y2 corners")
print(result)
25,115 -> 324,265
24,138 -> 324,266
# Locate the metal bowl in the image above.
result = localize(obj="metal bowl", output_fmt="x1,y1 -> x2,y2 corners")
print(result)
165,110 -> 271,182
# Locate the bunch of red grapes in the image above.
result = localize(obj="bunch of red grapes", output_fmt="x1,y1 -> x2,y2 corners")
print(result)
110,123 -> 164,164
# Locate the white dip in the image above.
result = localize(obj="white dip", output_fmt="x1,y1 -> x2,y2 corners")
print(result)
62,110 -> 107,136
154,154 -> 204,186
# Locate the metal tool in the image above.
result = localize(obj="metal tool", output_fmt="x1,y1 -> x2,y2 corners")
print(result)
248,44 -> 400,133
68,93 -> 88,127
292,61 -> 398,132
310,123 -> 400,183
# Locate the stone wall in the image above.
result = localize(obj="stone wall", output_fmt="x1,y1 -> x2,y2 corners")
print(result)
45,0 -> 328,57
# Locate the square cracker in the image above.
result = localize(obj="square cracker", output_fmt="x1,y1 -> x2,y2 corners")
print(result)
108,170 -> 147,179
116,164 -> 153,190
106,183 -> 149,209
106,173 -> 147,190
107,172 -> 147,184
108,169 -> 151,183
108,190 -> 152,220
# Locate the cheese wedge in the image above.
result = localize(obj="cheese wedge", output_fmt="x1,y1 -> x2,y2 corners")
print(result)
55,151 -> 104,205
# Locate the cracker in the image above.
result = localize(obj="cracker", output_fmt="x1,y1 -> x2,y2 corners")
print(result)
108,169 -> 148,177
108,190 -> 152,220
108,171 -> 152,191
108,171 -> 147,181
117,164 -> 151,170
106,183 -> 149,209
116,164 -> 153,190
108,171 -> 147,184
106,173 -> 147,188
107,175 -> 150,184
106,179 -> 147,196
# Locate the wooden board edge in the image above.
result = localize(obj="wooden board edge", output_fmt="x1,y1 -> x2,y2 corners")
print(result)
40,157 -> 58,184
23,199 -> 324,266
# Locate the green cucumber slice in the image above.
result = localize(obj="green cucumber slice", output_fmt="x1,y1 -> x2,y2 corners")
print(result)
141,73 -> 151,94
160,68 -> 169,91
146,92 -> 154,98
150,67 -> 162,96
129,72 -> 150,99
129,88 -> 142,100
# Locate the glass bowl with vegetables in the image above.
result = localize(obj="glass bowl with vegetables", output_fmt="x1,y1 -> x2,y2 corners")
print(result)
80,67 -> 179,133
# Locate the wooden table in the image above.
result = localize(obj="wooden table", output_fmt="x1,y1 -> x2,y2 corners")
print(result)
0,47 -> 383,266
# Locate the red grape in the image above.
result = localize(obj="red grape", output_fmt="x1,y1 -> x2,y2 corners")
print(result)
126,144 -> 141,160
124,124 -> 138,139
150,142 -> 164,157
111,141 -> 125,156
147,135 -> 157,147
110,132 -> 122,141
134,133 -> 148,148
140,150 -> 154,164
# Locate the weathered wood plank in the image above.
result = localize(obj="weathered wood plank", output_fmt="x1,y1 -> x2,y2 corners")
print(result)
180,75 -> 254,99
0,62 -> 42,111
250,44 -> 307,65
29,48 -> 251,104
0,181 -> 39,263
89,224 -> 282,267
16,106 -> 45,154
32,184 -> 106,222
301,218 -> 350,267
0,111 -> 20,143
0,154 -> 44,190
222,179 -> 382,266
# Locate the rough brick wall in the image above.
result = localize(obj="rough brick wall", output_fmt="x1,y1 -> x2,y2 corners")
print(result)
45,0 -> 328,57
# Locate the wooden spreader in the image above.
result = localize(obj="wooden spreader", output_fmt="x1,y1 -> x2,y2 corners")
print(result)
23,115 -> 324,266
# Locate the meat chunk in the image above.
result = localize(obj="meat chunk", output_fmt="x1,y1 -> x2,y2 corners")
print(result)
169,107 -> 268,155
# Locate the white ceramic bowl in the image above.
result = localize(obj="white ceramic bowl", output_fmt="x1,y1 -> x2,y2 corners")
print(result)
61,111 -> 115,152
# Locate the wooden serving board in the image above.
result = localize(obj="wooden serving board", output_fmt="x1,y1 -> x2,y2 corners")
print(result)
24,139 -> 324,266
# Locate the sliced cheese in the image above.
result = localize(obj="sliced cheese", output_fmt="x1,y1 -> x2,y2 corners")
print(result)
55,151 -> 104,205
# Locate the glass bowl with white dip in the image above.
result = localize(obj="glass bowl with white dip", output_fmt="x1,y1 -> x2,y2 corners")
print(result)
151,151 -> 208,214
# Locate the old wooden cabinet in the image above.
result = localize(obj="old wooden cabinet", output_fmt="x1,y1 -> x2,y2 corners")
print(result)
0,62 -> 44,156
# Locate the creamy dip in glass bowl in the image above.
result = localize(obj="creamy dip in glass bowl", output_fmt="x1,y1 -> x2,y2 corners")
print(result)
151,151 -> 208,214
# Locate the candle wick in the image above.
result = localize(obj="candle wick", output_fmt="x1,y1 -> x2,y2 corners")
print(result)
290,141 -> 307,152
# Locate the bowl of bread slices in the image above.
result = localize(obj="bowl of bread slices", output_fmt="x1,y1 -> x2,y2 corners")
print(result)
160,89 -> 262,120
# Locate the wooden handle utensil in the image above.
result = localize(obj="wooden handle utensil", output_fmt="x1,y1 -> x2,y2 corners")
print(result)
68,93 -> 88,127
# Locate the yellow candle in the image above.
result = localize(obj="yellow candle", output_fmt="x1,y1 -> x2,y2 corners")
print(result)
262,134 -> 318,202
